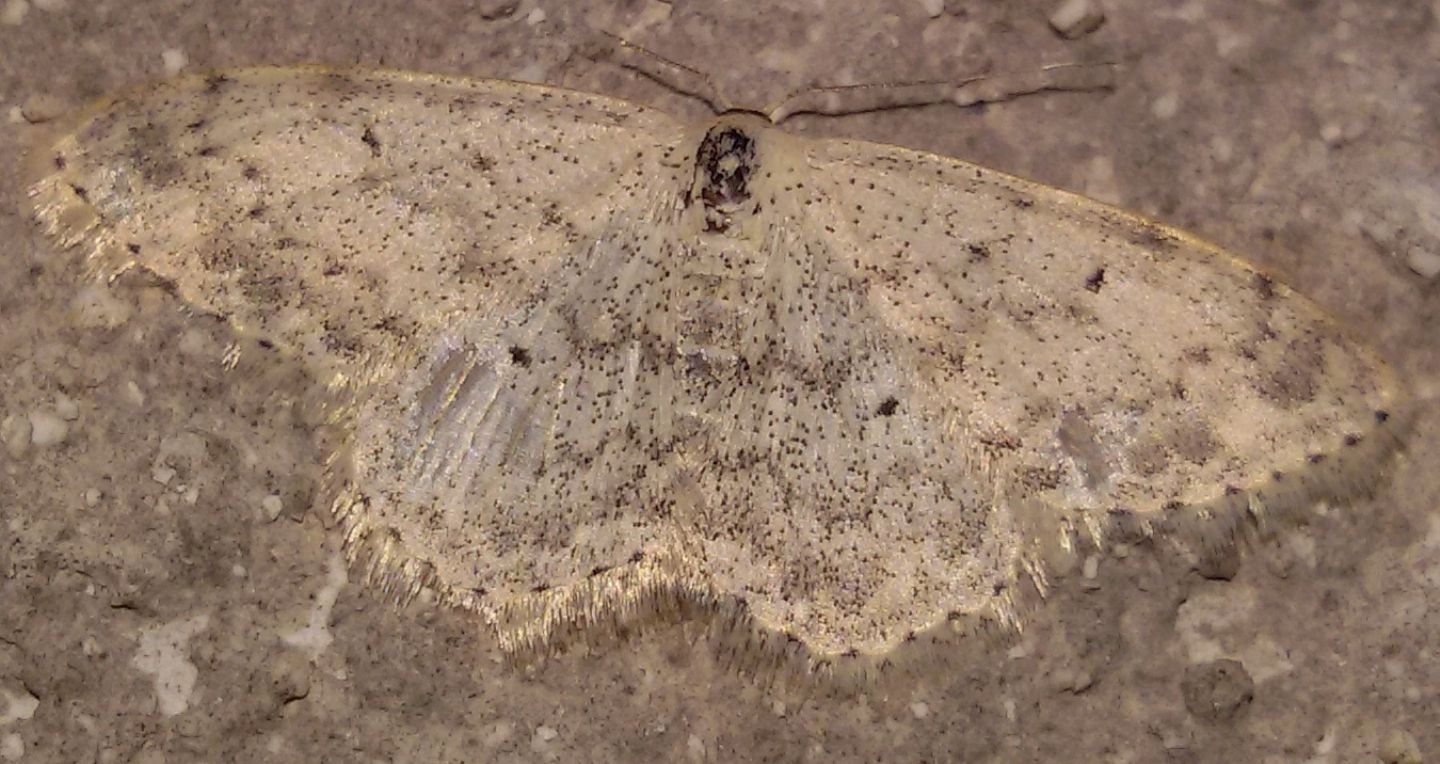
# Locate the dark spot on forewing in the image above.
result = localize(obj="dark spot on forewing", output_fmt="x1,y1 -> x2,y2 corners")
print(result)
1130,222 -> 1180,253
1250,334 -> 1323,407
129,121 -> 184,185
361,126 -> 382,157
1183,346 -> 1213,365
1253,272 -> 1277,300
203,74 -> 232,94
1170,420 -> 1221,465
1016,465 -> 1063,492
1084,267 -> 1106,293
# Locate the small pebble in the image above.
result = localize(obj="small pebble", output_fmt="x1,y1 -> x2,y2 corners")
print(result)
1406,246 -> 1440,279
81,636 -> 102,657
1,414 -> 31,458
475,0 -> 518,19
261,494 -> 284,522
1,0 -> 28,27
1152,92 -> 1180,120
0,687 -> 38,723
1048,0 -> 1105,39
161,48 -> 188,76
1194,543 -> 1241,580
917,0 -> 944,18
28,409 -> 69,447
910,700 -> 930,719
0,733 -> 22,762
268,650 -> 312,704
21,92 -> 67,125
54,394 -> 79,420
152,464 -> 177,486
1052,666 -> 1094,693
531,724 -> 558,751
1181,658 -> 1254,722
84,487 -> 102,506
1379,729 -> 1422,764
526,7 -> 545,24
123,379 -> 147,407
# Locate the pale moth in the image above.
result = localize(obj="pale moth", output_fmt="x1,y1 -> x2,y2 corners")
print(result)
27,66 -> 1405,683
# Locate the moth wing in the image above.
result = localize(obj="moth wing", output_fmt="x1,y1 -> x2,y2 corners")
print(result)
802,136 -> 1403,526
30,66 -> 681,377
693,128 -> 1405,665
28,67 -> 700,647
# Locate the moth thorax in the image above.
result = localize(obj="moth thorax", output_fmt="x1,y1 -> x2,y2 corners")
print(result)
690,123 -> 761,235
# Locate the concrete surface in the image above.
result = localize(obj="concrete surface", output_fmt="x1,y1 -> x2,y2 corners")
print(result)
1,1 -> 1436,762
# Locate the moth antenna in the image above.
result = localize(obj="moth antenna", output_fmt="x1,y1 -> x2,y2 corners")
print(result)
765,61 -> 1118,123
578,30 -> 733,116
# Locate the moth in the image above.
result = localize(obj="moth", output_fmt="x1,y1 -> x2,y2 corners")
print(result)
27,66 -> 1405,682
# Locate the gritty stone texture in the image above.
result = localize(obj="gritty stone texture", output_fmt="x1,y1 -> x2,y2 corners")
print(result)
1,1 -> 1435,762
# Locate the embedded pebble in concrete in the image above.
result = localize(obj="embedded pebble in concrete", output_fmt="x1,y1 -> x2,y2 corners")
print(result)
160,48 -> 188,77
1152,92 -> 1180,120
28,66 -> 1407,683
0,415 -> 30,459
26,408 -> 67,447
531,724 -> 559,756
1181,658 -> 1254,723
261,493 -> 284,522
1176,582 -> 1294,683
917,0 -> 944,19
0,733 -> 21,762
281,554 -> 347,661
0,686 -> 38,725
1407,246 -> 1440,279
1048,0 -> 1105,38
0,0 -> 27,27
1380,729 -> 1423,764
131,613 -> 209,717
